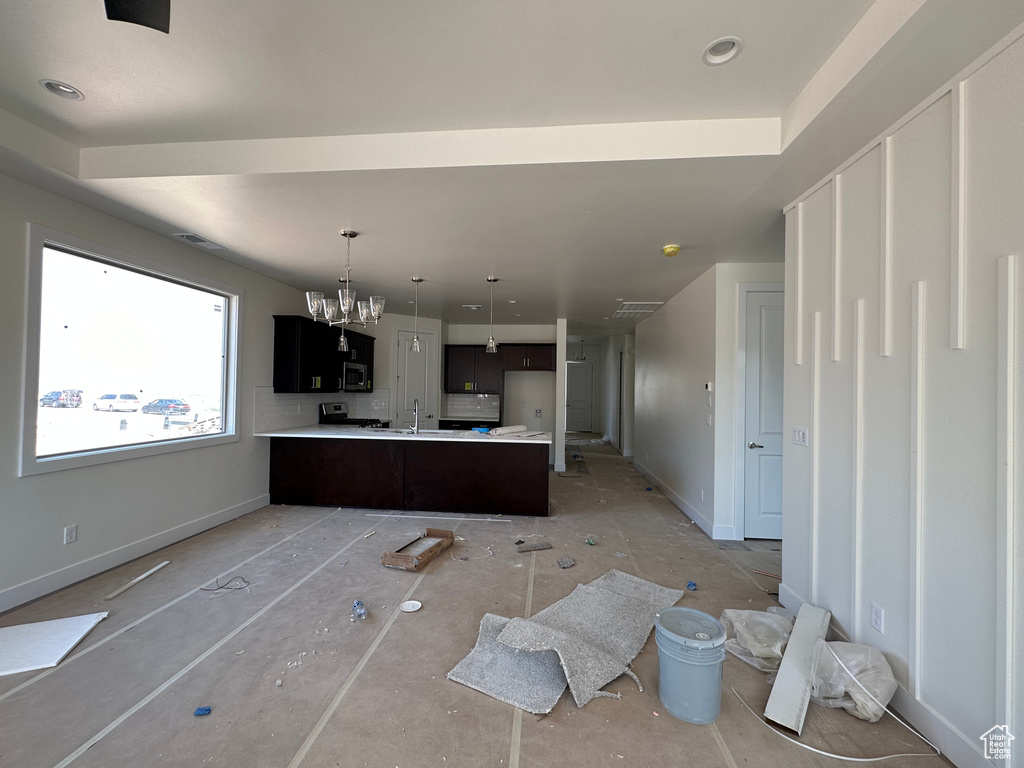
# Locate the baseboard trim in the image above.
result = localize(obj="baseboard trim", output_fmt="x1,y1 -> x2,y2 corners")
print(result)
632,461 -> 717,538
776,590 -> 990,768
0,494 -> 270,614
777,582 -> 804,614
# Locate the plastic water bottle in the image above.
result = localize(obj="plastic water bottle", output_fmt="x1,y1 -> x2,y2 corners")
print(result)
351,600 -> 367,622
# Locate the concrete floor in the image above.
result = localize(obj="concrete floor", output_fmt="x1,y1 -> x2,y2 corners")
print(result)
0,438 -> 947,768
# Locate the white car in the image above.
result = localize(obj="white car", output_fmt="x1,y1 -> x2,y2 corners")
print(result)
92,393 -> 141,412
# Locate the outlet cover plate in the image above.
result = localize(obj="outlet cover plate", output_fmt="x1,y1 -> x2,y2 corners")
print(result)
63,525 -> 77,545
871,603 -> 884,634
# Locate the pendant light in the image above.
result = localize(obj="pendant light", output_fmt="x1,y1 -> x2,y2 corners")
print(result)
411,277 -> 423,352
485,276 -> 498,353
305,229 -> 386,352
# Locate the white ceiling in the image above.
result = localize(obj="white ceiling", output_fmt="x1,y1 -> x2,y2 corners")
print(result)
1,0 -> 1021,332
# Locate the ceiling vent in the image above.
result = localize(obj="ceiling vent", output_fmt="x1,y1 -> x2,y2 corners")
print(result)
462,304 -> 484,310
171,233 -> 225,250
612,301 -> 664,319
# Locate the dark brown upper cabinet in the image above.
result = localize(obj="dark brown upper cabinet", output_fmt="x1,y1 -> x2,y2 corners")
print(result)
501,344 -> 555,371
444,345 -> 502,393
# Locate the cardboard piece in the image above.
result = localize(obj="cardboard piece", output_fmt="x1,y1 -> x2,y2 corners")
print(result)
382,528 -> 454,571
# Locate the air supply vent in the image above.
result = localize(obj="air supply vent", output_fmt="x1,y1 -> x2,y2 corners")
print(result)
462,304 -> 483,310
171,233 -> 225,250
612,301 -> 664,318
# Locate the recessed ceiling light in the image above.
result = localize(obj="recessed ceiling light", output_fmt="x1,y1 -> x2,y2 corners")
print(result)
40,79 -> 84,100
514,313 -> 522,317
702,36 -> 743,66
507,300 -> 517,304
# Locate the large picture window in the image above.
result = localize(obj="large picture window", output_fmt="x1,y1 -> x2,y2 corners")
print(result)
22,227 -> 239,475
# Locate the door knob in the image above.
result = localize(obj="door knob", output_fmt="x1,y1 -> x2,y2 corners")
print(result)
748,441 -> 764,449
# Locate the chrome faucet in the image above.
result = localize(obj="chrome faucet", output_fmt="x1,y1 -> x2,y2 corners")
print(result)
412,398 -> 419,435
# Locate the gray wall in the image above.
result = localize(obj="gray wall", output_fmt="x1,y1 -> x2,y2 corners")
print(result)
0,173 -> 302,612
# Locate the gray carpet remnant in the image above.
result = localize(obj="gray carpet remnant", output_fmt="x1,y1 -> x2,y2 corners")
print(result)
446,614 -> 568,713
447,570 -> 684,713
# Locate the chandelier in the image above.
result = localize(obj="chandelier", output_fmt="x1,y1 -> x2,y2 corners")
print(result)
305,229 -> 386,352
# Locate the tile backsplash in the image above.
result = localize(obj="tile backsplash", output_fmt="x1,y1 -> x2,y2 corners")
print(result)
442,393 -> 500,420
254,386 -> 391,432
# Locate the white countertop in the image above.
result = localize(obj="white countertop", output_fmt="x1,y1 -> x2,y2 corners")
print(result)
255,424 -> 552,444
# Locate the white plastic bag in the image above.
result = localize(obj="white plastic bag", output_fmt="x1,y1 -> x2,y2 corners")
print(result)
810,640 -> 897,722
719,609 -> 794,671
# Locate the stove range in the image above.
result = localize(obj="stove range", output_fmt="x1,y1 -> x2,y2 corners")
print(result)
319,402 -> 388,428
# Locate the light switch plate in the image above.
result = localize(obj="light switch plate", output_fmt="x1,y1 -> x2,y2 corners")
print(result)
793,428 -> 809,447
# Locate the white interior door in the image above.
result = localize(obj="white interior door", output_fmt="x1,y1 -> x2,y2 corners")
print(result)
744,291 -> 784,539
565,362 -> 593,432
396,330 -> 437,429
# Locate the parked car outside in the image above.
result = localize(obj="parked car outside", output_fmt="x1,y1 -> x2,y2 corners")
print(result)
141,398 -> 191,416
92,393 -> 141,411
40,389 -> 82,407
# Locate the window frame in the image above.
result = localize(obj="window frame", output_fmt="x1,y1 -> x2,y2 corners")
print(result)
20,224 -> 241,476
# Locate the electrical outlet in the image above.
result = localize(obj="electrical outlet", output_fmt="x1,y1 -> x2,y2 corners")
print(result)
63,525 -> 77,545
871,603 -> 884,634
793,428 -> 809,447
705,414 -> 712,427
706,393 -> 713,407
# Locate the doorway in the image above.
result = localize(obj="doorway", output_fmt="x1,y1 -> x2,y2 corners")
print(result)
396,329 -> 438,430
565,361 -> 594,432
738,287 -> 784,539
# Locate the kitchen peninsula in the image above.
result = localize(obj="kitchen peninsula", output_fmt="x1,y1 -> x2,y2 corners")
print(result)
260,426 -> 551,516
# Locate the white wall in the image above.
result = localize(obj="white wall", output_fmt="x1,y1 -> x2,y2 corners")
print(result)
781,27 -> 1023,768
445,324 -> 556,344
600,335 -> 626,449
634,262 -> 784,538
634,266 -> 718,531
503,371 -> 556,463
0,173 -> 302,612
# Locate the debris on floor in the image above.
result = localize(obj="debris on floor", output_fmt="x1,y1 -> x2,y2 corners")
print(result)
763,603 -> 831,734
557,557 -> 575,569
720,608 -> 794,670
382,529 -> 454,571
193,706 -> 211,717
686,581 -> 697,591
810,640 -> 897,722
0,612 -> 109,677
199,575 -> 251,594
517,541 -> 552,553
753,569 -> 782,580
363,531 -> 376,538
585,539 -> 595,546
104,560 -> 171,600
515,539 -> 525,545
613,552 -> 628,558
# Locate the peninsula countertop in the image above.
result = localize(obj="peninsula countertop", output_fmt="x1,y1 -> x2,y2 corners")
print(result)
256,424 -> 551,444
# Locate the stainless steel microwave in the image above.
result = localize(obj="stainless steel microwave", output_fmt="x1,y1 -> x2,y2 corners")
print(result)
342,361 -> 368,391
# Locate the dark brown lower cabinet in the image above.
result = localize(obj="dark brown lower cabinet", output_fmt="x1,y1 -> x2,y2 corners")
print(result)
269,438 -> 549,516
270,438 -> 404,509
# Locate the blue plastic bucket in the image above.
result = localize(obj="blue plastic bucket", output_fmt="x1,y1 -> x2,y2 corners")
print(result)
654,607 -> 727,724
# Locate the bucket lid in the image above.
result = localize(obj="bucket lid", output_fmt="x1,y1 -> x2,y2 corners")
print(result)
656,607 -> 726,649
